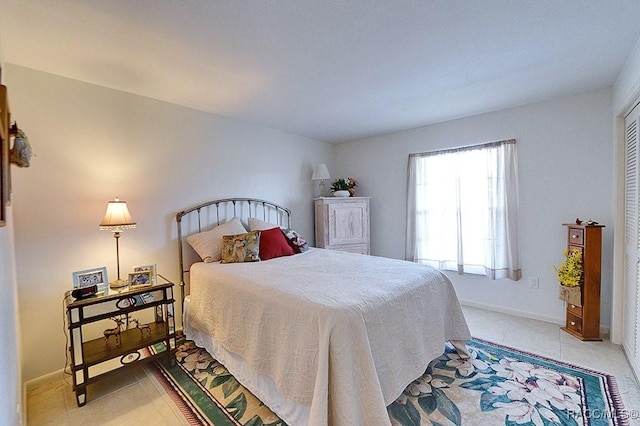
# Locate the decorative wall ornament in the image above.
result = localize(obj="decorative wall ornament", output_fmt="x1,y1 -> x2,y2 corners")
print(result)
9,122 -> 32,167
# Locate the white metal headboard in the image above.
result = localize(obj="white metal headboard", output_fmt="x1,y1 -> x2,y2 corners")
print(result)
175,198 -> 291,306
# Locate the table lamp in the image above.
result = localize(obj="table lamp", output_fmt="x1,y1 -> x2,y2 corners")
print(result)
99,197 -> 136,288
311,163 -> 331,197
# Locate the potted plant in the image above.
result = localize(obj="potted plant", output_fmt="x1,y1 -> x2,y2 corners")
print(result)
330,177 -> 358,197
555,249 -> 583,306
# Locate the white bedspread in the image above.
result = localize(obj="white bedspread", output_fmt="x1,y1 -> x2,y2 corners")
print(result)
188,248 -> 470,426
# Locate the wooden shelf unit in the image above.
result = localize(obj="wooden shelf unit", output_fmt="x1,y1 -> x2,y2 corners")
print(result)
561,223 -> 604,341
65,280 -> 177,406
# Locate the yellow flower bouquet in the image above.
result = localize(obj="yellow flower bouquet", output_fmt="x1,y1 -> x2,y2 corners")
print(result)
555,249 -> 583,287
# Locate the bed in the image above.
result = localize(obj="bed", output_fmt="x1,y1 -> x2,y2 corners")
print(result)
176,198 -> 471,426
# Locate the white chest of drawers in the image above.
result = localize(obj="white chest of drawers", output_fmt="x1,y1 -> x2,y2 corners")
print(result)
314,197 -> 370,254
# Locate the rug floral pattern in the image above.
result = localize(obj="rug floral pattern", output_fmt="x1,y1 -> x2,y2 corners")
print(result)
163,340 -> 621,426
388,342 -> 587,426
174,340 -> 286,426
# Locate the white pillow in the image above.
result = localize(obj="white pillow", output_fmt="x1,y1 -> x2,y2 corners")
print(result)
248,217 -> 281,231
185,217 -> 248,262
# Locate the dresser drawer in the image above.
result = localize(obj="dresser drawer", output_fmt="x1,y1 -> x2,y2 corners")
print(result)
568,228 -> 584,245
567,303 -> 583,318
566,314 -> 582,334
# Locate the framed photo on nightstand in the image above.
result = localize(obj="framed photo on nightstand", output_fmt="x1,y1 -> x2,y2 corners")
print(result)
72,266 -> 108,294
129,271 -> 152,288
133,263 -> 157,285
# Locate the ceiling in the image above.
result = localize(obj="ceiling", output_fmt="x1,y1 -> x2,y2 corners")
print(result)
1,1 -> 639,143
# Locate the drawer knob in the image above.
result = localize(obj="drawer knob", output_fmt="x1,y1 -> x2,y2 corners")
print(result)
572,235 -> 578,238
570,304 -> 576,308
570,321 -> 576,326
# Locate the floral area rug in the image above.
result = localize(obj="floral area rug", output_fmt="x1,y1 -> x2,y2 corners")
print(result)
150,339 -> 627,425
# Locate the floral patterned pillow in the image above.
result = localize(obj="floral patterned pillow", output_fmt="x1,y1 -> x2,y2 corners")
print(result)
282,228 -> 309,253
220,231 -> 261,263
185,217 -> 248,262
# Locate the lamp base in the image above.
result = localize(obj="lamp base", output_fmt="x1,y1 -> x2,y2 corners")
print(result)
319,180 -> 326,198
109,279 -> 129,289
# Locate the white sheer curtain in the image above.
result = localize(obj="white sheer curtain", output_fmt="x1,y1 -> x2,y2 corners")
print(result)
406,139 -> 521,280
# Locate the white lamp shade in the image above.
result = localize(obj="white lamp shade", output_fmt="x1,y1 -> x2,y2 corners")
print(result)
99,197 -> 136,231
311,163 -> 331,181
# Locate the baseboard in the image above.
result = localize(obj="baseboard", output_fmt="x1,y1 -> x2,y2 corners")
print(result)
622,343 -> 640,384
459,299 -> 610,336
22,383 -> 26,426
25,368 -> 66,391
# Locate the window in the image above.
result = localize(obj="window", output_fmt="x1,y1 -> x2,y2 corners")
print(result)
406,139 -> 521,280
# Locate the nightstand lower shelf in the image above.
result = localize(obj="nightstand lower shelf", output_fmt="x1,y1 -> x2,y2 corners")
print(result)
82,321 -> 171,366
73,339 -> 174,406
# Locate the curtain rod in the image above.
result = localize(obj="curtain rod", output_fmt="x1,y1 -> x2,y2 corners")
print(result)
409,138 -> 516,158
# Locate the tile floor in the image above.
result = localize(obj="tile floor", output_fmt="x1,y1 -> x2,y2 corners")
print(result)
27,305 -> 640,425
26,364 -> 188,426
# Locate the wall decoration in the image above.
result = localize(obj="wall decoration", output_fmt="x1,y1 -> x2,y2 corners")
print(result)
0,85 -> 9,227
9,123 -> 32,167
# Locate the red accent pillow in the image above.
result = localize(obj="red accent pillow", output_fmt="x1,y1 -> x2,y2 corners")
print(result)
259,227 -> 296,260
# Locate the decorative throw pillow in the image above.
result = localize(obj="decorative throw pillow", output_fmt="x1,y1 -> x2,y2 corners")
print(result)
259,227 -> 295,260
220,231 -> 261,263
248,217 -> 281,231
282,228 -> 309,253
185,217 -> 247,262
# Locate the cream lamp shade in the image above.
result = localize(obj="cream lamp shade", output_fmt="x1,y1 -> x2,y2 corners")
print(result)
311,164 -> 331,197
99,198 -> 136,231
311,163 -> 331,181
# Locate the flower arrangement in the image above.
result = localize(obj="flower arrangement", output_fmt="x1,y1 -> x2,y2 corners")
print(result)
555,249 -> 583,287
330,177 -> 358,192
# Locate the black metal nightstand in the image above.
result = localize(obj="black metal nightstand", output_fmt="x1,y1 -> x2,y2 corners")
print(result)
64,275 -> 176,406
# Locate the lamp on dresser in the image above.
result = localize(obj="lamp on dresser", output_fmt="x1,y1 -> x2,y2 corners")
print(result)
311,163 -> 331,198
99,197 -> 136,288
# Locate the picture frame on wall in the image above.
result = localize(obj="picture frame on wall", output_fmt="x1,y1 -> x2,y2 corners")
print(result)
72,266 -> 108,294
129,271 -> 152,288
0,84 -> 9,228
133,263 -> 157,285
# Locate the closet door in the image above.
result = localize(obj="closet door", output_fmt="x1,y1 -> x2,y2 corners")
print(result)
624,102 -> 640,376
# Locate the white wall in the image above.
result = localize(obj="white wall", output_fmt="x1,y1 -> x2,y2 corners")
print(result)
5,64 -> 333,382
0,210 -> 23,423
611,39 -> 640,345
335,89 -> 614,327
613,39 -> 640,114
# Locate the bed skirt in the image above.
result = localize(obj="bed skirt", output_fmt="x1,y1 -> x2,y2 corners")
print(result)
184,296 -> 311,425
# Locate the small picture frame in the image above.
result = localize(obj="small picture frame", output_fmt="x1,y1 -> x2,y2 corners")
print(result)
133,263 -> 157,285
129,271 -> 152,287
72,267 -> 108,294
